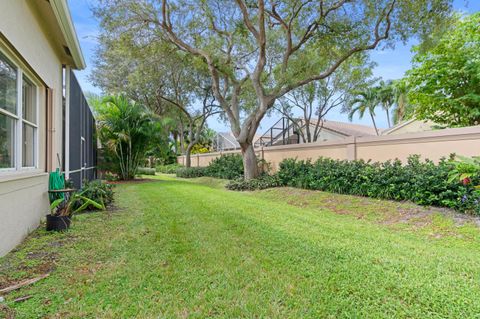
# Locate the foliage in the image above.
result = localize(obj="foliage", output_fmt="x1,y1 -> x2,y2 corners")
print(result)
176,167 -> 208,178
71,180 -> 115,212
90,31 -> 218,168
406,13 -> 480,127
175,154 -> 245,180
348,87 -> 380,135
226,175 -> 281,191
136,167 -> 156,176
448,156 -> 480,190
93,0 -> 453,179
276,56 -> 374,143
95,95 -> 159,180
50,192 -> 105,217
156,163 -> 182,174
205,154 -> 244,180
278,155 -> 480,214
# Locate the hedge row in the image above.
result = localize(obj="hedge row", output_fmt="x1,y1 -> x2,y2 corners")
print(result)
277,155 -> 480,214
176,154 -> 243,180
156,163 -> 182,174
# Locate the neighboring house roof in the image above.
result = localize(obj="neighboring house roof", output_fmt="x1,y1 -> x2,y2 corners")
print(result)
381,118 -> 417,135
307,119 -> 379,137
49,0 -> 86,70
381,118 -> 436,135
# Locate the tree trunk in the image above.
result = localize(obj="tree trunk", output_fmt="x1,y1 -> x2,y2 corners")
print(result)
240,142 -> 258,180
185,144 -> 193,168
370,112 -> 379,136
386,108 -> 391,128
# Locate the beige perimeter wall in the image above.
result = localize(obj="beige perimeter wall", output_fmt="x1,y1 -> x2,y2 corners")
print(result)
178,126 -> 480,171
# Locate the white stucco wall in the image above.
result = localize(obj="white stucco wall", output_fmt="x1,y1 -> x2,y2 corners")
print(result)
0,1 -> 65,256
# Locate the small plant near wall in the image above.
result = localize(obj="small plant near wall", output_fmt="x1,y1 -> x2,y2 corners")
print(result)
72,180 -> 115,211
448,155 -> 480,214
48,192 -> 104,231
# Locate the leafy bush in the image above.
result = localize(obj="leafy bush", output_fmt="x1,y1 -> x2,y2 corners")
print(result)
226,175 -> 282,191
278,155 -> 480,214
176,167 -> 208,178
71,179 -> 114,211
156,163 -> 182,174
137,167 -> 156,175
205,154 -> 244,179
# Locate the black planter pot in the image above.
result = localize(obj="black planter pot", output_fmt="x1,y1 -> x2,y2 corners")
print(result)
46,214 -> 71,231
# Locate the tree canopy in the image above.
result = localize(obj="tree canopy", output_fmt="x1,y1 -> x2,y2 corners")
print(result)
406,12 -> 480,127
94,0 -> 453,178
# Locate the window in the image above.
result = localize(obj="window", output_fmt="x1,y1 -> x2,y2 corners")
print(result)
22,76 -> 37,167
0,52 -> 38,172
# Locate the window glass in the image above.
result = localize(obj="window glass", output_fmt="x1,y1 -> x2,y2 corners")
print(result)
22,123 -> 35,167
22,76 -> 36,123
0,113 -> 15,168
0,54 -> 17,114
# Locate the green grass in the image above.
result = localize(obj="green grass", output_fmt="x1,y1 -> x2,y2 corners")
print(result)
1,175 -> 480,318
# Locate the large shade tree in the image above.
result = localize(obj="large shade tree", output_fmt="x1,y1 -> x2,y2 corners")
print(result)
94,0 -> 452,179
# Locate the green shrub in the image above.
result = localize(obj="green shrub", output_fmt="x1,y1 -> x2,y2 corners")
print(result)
206,154 -> 244,179
226,175 -> 282,191
176,167 -> 208,178
278,155 -> 480,214
72,179 -> 114,211
156,163 -> 182,174
137,167 -> 156,175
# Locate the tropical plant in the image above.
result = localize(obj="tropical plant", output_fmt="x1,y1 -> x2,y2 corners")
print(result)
50,192 -> 105,217
348,88 -> 380,135
69,179 -> 115,212
376,80 -> 395,128
96,95 -> 158,180
448,155 -> 480,188
391,79 -> 413,124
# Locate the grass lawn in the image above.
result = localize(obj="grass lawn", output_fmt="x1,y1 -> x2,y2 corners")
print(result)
1,175 -> 480,318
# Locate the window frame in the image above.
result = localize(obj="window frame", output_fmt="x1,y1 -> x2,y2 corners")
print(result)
0,51 -> 40,174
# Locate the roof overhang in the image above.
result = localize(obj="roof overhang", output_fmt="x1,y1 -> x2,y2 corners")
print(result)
49,0 -> 86,70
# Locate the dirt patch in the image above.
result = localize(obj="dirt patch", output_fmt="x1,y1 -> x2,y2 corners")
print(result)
261,187 -> 480,230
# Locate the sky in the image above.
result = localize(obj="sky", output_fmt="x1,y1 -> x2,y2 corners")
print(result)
68,0 -> 480,133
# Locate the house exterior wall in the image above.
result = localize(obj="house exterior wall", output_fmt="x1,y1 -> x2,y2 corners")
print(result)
0,1 -> 65,256
178,126 -> 480,172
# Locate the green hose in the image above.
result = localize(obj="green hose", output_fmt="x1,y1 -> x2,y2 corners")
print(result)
49,168 -> 65,203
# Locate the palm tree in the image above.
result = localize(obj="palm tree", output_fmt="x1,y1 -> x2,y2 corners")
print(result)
348,88 -> 380,135
377,80 -> 395,128
391,80 -> 410,125
96,95 -> 157,180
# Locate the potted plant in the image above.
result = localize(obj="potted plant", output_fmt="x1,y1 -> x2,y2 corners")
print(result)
47,192 -> 104,231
